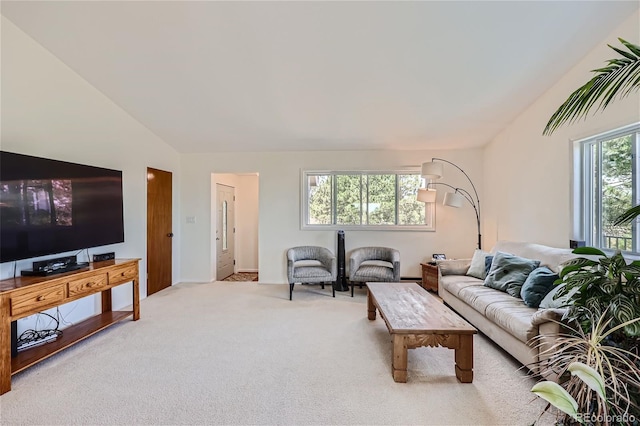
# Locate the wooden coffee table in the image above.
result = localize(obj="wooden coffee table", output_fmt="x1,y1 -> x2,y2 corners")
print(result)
366,282 -> 477,383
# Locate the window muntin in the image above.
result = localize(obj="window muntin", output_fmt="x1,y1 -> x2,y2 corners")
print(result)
302,171 -> 434,230
577,124 -> 640,253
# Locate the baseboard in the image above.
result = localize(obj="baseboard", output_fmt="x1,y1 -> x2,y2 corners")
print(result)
237,269 -> 258,273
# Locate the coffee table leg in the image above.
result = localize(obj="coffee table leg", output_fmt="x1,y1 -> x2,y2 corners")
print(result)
392,334 -> 408,383
454,334 -> 474,383
367,288 -> 376,320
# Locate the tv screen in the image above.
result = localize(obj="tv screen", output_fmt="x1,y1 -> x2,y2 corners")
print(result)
0,151 -> 124,263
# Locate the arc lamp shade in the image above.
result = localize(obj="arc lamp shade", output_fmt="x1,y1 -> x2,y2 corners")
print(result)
417,188 -> 437,203
421,162 -> 443,180
443,191 -> 465,208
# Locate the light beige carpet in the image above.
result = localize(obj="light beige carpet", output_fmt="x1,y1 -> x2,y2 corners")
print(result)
0,282 -> 554,425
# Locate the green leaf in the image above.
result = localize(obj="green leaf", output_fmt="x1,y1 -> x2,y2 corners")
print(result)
622,262 -> 640,275
611,294 -> 636,324
613,204 -> 640,226
624,321 -> 640,336
531,381 -> 579,420
572,247 -> 607,256
622,38 -> 640,56
568,362 -> 606,400
544,39 -> 640,135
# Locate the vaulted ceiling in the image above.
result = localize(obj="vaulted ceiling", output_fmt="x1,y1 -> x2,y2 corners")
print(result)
2,1 -> 637,153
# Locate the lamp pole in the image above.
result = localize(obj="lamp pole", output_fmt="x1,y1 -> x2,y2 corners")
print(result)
427,158 -> 482,250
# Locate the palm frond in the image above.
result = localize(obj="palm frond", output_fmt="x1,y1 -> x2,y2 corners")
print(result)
613,204 -> 640,226
544,38 -> 640,135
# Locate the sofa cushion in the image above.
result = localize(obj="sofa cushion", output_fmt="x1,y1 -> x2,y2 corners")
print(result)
484,251 -> 540,296
485,300 -> 538,342
458,285 -> 515,314
521,267 -> 558,308
455,285 -> 538,342
466,249 -> 491,279
440,275 -> 483,297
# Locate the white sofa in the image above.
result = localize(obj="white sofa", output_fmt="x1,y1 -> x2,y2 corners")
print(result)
437,241 -> 577,376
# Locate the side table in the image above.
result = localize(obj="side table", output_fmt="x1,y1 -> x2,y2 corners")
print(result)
420,262 -> 439,293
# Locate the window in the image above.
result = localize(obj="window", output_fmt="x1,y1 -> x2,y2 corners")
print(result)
302,171 -> 434,230
575,124 -> 640,253
222,200 -> 228,250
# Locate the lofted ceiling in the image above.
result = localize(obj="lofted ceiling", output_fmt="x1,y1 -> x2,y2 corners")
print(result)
1,1 -> 638,153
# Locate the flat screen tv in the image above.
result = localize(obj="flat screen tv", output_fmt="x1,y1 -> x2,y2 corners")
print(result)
0,151 -> 124,263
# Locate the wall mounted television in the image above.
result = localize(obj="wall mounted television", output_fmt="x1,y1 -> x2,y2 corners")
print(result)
0,151 -> 125,263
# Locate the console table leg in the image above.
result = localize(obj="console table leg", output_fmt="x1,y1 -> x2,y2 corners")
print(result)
392,334 -> 408,383
454,335 -> 474,383
0,296 -> 11,395
367,289 -> 376,320
101,288 -> 112,313
133,278 -> 140,321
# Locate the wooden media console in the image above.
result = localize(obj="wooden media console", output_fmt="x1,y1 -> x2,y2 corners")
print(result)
0,258 -> 140,394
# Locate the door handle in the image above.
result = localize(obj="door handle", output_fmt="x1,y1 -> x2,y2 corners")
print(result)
167,233 -> 174,237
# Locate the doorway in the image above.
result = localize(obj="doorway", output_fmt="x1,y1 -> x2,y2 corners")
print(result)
147,167 -> 173,296
216,184 -> 235,280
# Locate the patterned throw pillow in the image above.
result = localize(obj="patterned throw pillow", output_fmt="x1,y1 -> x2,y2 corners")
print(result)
483,251 -> 540,296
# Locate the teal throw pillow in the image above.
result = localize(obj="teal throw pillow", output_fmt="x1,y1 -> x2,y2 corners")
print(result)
483,251 -> 540,296
466,249 -> 491,279
484,255 -> 494,276
521,267 -> 558,308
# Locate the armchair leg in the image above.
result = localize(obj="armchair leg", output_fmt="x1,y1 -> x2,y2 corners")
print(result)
289,282 -> 294,300
332,282 -> 335,298
351,281 -> 354,297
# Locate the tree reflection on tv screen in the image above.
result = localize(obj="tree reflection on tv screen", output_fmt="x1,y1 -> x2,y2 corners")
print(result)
0,179 -> 72,227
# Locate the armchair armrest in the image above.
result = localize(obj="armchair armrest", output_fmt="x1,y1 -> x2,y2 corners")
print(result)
317,251 -> 337,278
349,250 -> 366,279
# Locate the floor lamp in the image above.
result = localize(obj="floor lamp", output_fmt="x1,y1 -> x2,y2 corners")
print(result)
418,158 -> 482,250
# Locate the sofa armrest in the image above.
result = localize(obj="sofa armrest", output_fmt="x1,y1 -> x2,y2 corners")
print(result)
531,309 -> 568,381
531,308 -> 567,326
436,259 -> 471,276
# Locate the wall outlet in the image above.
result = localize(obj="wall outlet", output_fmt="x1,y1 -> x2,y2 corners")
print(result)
186,216 -> 196,224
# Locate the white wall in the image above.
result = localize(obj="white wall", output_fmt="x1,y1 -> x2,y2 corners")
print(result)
483,12 -> 640,250
181,149 -> 484,283
1,18 -> 182,332
236,174 -> 259,273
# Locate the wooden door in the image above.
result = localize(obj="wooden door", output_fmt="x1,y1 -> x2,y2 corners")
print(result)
216,184 -> 235,280
147,168 -> 172,296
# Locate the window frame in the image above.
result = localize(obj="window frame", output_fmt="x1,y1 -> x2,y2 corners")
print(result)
301,169 -> 435,231
574,123 -> 640,254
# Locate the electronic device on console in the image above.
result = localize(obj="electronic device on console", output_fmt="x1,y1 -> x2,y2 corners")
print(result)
20,255 -> 89,276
